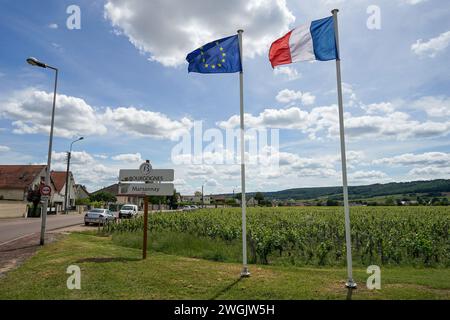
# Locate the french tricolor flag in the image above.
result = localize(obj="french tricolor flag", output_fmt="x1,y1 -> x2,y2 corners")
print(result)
269,16 -> 339,68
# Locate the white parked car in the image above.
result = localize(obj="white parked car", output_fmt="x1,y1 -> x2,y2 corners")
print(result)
182,205 -> 199,211
84,208 -> 116,225
119,204 -> 139,219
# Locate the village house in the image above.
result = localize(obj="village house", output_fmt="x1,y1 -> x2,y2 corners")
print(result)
181,195 -> 211,205
75,184 -> 90,200
50,171 -> 77,212
0,165 -> 58,218
92,183 -> 144,208
0,165 -> 48,201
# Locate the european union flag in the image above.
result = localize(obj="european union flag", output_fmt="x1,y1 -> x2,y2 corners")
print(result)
186,35 -> 242,74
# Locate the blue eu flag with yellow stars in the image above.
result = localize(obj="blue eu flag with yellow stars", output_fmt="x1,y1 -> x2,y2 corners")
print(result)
186,35 -> 242,74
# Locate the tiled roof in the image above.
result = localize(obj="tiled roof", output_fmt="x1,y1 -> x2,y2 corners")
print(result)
50,171 -> 69,192
0,165 -> 46,189
75,184 -> 90,195
92,184 -> 119,196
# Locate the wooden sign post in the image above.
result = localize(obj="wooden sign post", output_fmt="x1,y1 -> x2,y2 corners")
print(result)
143,196 -> 149,259
119,160 -> 174,260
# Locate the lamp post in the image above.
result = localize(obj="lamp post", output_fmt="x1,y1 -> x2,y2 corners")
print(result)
26,57 -> 58,246
232,185 -> 239,197
201,184 -> 204,208
64,137 -> 84,214
201,180 -> 207,208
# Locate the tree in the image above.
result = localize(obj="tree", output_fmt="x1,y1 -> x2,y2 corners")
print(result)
26,185 -> 41,217
416,196 -> 425,205
385,197 -> 395,206
431,197 -> 441,206
75,198 -> 90,206
89,192 -> 116,203
326,199 -> 338,206
167,190 -> 178,210
226,198 -> 237,206
147,196 -> 167,212
254,192 -> 265,202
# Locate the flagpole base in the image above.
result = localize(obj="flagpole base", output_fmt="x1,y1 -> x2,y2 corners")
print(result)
345,280 -> 357,289
240,266 -> 250,278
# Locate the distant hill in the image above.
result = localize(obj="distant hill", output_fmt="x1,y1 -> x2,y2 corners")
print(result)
249,179 -> 450,201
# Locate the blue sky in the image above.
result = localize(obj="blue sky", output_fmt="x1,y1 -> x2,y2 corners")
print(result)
0,0 -> 449,194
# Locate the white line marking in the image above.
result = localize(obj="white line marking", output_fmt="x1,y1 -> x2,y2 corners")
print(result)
0,233 -> 37,247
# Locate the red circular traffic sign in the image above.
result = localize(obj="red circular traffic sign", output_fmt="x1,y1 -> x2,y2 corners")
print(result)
41,185 -> 51,196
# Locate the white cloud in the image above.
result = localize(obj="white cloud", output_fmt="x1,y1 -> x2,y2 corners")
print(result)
219,103 -> 450,141
276,89 -> 315,105
0,88 -> 194,141
174,178 -> 187,186
104,0 -> 295,66
52,150 -> 119,191
205,178 -> 220,187
0,88 -> 107,138
412,96 -> 450,117
48,23 -> 58,29
408,166 -> 450,178
400,0 -> 428,5
102,107 -> 193,141
342,112 -> 450,140
374,152 -> 450,167
52,151 -> 95,165
362,102 -> 395,115
0,145 -> 10,152
273,66 -> 301,81
94,154 -> 109,159
411,31 -> 450,57
350,170 -> 389,181
373,152 -> 450,181
218,107 -> 310,130
112,153 -> 143,163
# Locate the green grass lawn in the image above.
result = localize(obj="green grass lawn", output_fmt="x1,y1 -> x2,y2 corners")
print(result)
0,232 -> 449,300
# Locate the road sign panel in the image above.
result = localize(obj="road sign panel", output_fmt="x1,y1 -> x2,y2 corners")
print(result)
119,169 -> 174,182
119,183 -> 174,196
41,185 -> 51,196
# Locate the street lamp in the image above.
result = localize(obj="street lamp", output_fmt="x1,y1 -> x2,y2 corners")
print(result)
64,137 -> 84,214
201,179 -> 208,208
27,57 -> 58,246
233,185 -> 240,199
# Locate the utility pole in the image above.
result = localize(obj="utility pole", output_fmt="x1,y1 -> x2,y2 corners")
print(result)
64,152 -> 71,214
202,184 -> 204,208
64,137 -> 84,215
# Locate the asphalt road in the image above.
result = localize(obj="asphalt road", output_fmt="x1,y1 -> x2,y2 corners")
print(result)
0,214 -> 84,245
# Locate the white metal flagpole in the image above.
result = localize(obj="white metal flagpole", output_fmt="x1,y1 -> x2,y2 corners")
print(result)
332,9 -> 356,289
237,29 -> 250,277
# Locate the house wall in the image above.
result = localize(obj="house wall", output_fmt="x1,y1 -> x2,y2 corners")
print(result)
0,188 -> 25,201
67,176 -> 77,207
0,167 -> 45,201
76,188 -> 89,200
53,175 -> 77,210
0,200 -> 28,218
117,196 -> 144,208
181,196 -> 211,204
